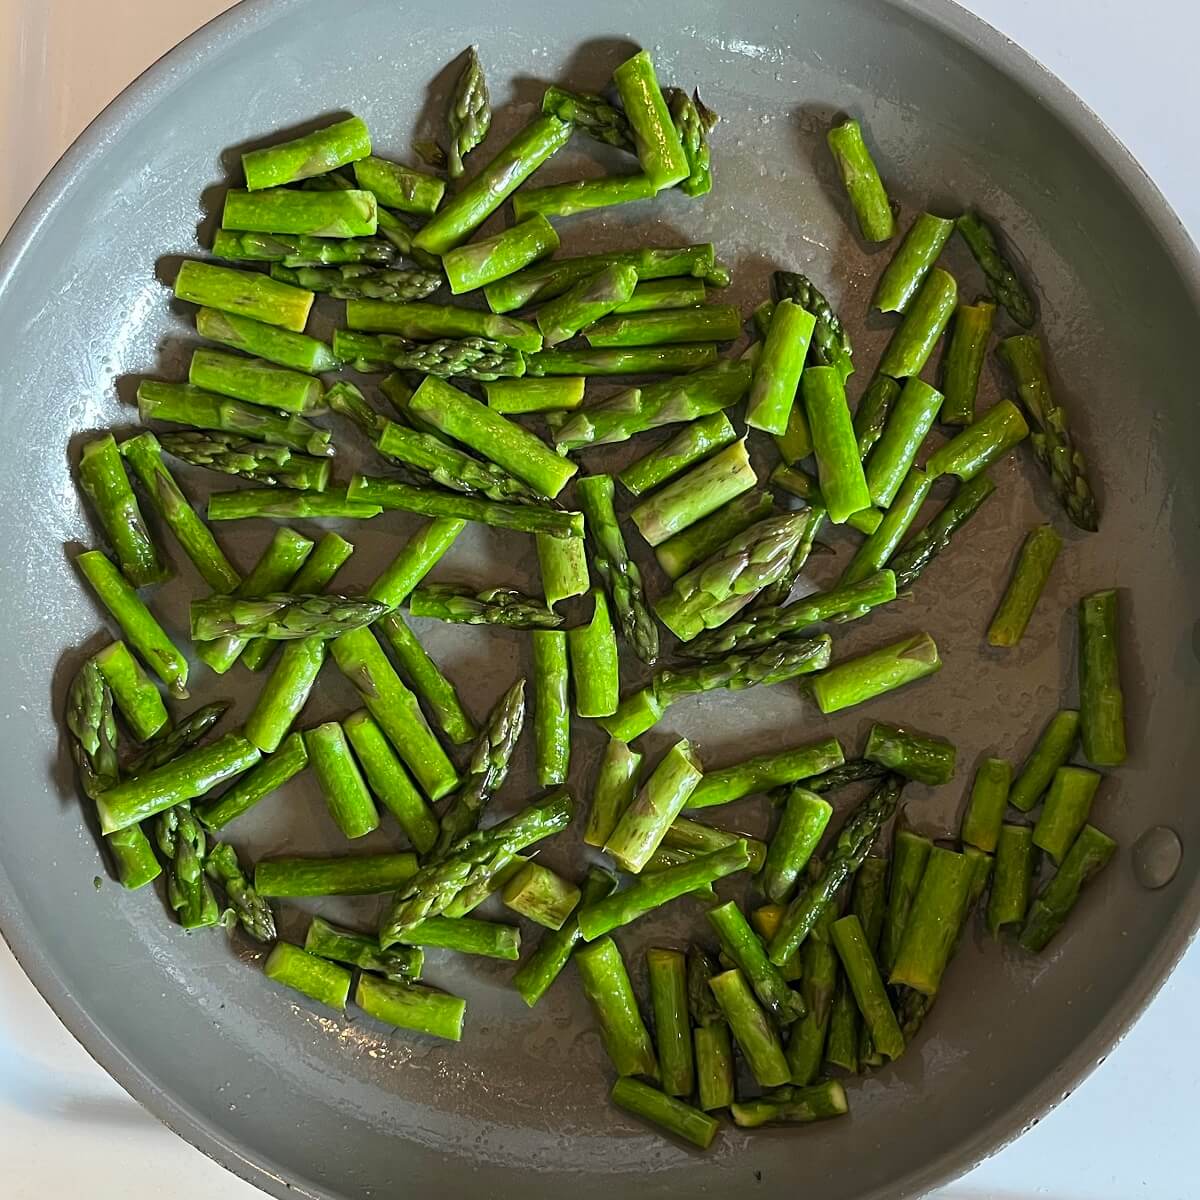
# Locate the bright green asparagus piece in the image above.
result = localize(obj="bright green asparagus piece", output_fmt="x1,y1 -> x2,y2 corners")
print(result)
271,262 -> 441,302
585,305 -> 740,347
880,829 -> 933,974
158,429 -> 327,494
687,948 -> 735,1109
770,464 -> 882,535
243,637 -> 326,753
502,863 -> 580,931
333,329 -> 527,381
803,365 -> 871,524
889,847 -> 976,994
611,1077 -> 721,1148
988,524 -> 1062,647
346,298 -> 541,351
863,721 -> 956,786
786,901 -> 837,1083
408,584 -> 560,629
537,532 -> 590,611
204,841 -> 276,943
646,948 -> 695,1097
304,916 -> 423,982
686,739 -> 844,811
660,816 -> 766,872
195,307 -> 336,374
744,300 -> 816,435
709,967 -> 790,1087
525,344 -> 719,377
831,914 -> 905,1060
306,721 -> 379,839
568,590 -> 619,718
442,215 -> 560,295
255,852 -> 418,897
655,491 -> 775,581
1033,766 -> 1101,865
447,46 -> 491,178
826,117 -> 894,242
1078,589 -> 1127,766
762,788 -> 833,905
264,943 -> 351,1010
483,377 -> 585,414
865,378 -> 943,506
190,593 -> 385,642
575,937 -> 659,1080
1020,824 -> 1118,952
888,474 -> 997,591
616,278 -> 707,313
841,469 -> 933,587
878,267 -> 957,379
617,413 -> 736,498
173,260 -> 313,332
925,399 -> 1029,482
355,974 -> 467,1041
93,640 -> 168,742
196,731 -> 307,830
668,87 -> 718,196
709,900 -> 805,1025
811,632 -> 941,715
613,50 -> 689,190
1009,710 -> 1081,812
540,84 -> 634,150
352,156 -> 444,216
987,823 -> 1035,936
242,115 -> 370,190
513,174 -> 656,222
873,212 -> 956,313
206,488 -> 379,523
941,301 -> 996,426
126,701 -> 229,775
366,518 -> 465,610
188,346 -> 322,415
223,186 -> 377,237
956,211 -> 1036,328
853,374 -> 901,458
534,264 -> 640,348
604,740 -> 703,873
398,915 -> 519,960
210,230 -> 396,266
585,740 -> 643,849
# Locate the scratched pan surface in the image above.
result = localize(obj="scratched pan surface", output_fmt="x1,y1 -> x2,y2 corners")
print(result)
0,0 -> 1198,1196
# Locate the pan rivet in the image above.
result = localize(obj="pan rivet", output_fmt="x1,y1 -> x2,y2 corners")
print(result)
1132,826 -> 1182,889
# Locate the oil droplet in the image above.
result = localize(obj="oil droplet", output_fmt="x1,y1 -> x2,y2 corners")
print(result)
1132,826 -> 1182,889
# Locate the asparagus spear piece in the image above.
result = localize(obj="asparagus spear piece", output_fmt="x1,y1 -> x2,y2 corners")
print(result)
485,244 -> 717,313
75,551 -> 188,698
825,965 -> 860,1074
957,756 -> 1014,854
331,626 -> 459,800
271,262 -> 441,302
243,637 -> 326,753
864,722 -> 956,786
484,377 -> 585,414
661,817 -> 767,872
366,518 -> 465,611
64,660 -> 161,889
686,739 -> 844,810
333,329 -> 526,381
304,916 -> 423,982
1079,589 -> 1127,765
409,584 -> 560,628
585,305 -> 741,347
513,174 -> 657,222
803,366 -> 871,524
513,867 -> 618,1006
1009,709 -> 1081,812
204,842 -> 275,942
880,829 -> 933,974
646,948 -> 696,1097
540,85 -> 633,150
616,278 -> 706,313
552,360 -> 752,450
578,842 -> 751,941
190,593 -> 385,641
414,115 -> 572,254
668,87 -> 718,196
655,491 -> 774,581
1033,766 -> 1101,865
210,229 -> 396,266
447,46 -> 491,178
223,187 -> 377,237
576,473 -> 659,666
925,399 -> 1029,482
530,347 -> 721,381
604,740 -> 703,873
840,468 -> 934,587
255,852 -> 418,897
878,267 -> 957,379
568,590 -> 620,718
575,937 -> 659,1079
629,439 -> 756,546
802,760 -> 889,796
96,734 -> 260,834
537,533 -> 590,611
618,413 -> 736,497
864,379 -> 943,507
306,721 -> 378,839
733,1080 -> 850,1129
831,914 -> 904,1060
770,464 -> 882,535
188,347 -> 322,415
126,701 -> 230,775
811,632 -> 941,715
174,260 -> 313,332
744,300 -> 816,435
988,524 -> 1062,647
196,731 -> 307,830
709,967 -> 790,1087
395,915 -> 520,960
941,301 -> 996,426
78,434 -> 171,587
242,115 -> 370,190
686,948 -> 735,1109
708,900 -> 805,1025
826,117 -> 894,241
767,775 -> 905,965
264,943 -> 351,1011
889,847 -> 976,994
987,824 -> 1035,936
380,790 -> 574,942
137,380 -> 332,457
889,475 -> 996,592
356,974 -> 466,1041
352,156 -> 444,216
779,896 -> 835,1083
613,50 -> 689,190
534,264 -> 640,348
873,212 -> 956,313
762,788 -> 833,904
346,298 -> 541,351
158,430 -> 326,493
854,374 -> 902,457
93,640 -> 168,742
584,740 -> 643,850
956,211 -> 1037,328
206,488 -> 380,522
349,475 -> 582,539
501,863 -> 579,931
442,215 -> 559,295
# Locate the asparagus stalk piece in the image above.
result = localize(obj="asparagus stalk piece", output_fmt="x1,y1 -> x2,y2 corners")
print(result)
447,46 -> 491,178
666,87 -> 718,196
78,435 -> 171,588
513,866 -> 618,1006
197,304 -> 335,373
126,702 -> 229,775
397,915 -> 519,960
196,732 -> 308,830
731,1080 -> 849,1127
501,863 -> 579,931
513,174 -> 656,221
655,491 -> 774,581
744,300 -> 816,435
889,474 -> 997,591
941,301 -> 996,426
271,262 -> 441,302
380,791 -> 574,943
333,329 -> 527,381
579,844 -> 751,943
880,829 -> 933,974
850,853 -> 892,1066
770,464 -> 882,535
803,759 -> 889,796
811,632 -> 941,715
568,590 -> 620,718
925,399 -> 1029,481
767,775 -> 905,965
93,640 -> 168,742
762,788 -> 833,904
840,469 -> 933,587
352,156 -> 444,216
242,116 -> 370,190
686,739 -> 844,810
306,721 -> 379,839
552,361 -> 752,450
873,212 -> 956,313
1019,825 -> 1117,952
645,948 -> 695,1097
854,374 -> 902,457
210,229 -> 396,266
708,900 -> 805,1025
204,842 -> 275,942
585,740 -> 643,849
1009,709 -> 1081,812
137,380 -> 332,457
174,260 -> 313,332
526,344 -> 718,377
349,475 -> 582,539
826,117 -> 894,241
414,115 -> 572,254
206,488 -> 380,522
159,428 -> 328,494
864,722 -> 956,786
540,85 -> 633,151
616,278 -> 707,313
988,524 -> 1062,646
1033,766 -> 1101,865
889,847 -> 976,994
346,298 -> 541,351
537,533 -> 590,611
803,365 -> 871,524
1078,589 -> 1127,766
304,916 -> 423,982
408,584 -> 560,629
356,974 -> 467,1041
484,377 -> 585,414
831,914 -> 905,1060
585,305 -> 740,347
987,824 -> 1035,935
825,967 -> 859,1074
959,757 -> 1013,853
709,967 -> 790,1087
783,901 -> 836,1084
956,211 -> 1037,328
878,268 -> 957,378
603,740 -> 703,873
188,347 -> 322,414
190,593 -> 385,641
661,817 -> 767,872
367,517 -> 465,609
243,637 -> 326,753
864,379 -> 943,507
618,413 -> 736,497
575,937 -> 659,1080
255,852 -> 418,897
534,264 -> 640,347
264,943 -> 351,1011
613,51 -> 690,190
75,551 -> 189,698
442,215 -> 559,295
576,473 -> 659,666
331,626 -> 459,801
223,186 -> 377,237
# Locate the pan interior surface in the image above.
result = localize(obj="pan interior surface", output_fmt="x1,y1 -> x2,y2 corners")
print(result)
0,1 -> 1197,1198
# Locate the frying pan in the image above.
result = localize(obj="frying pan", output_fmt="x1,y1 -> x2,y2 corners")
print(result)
1,1 -> 1197,1197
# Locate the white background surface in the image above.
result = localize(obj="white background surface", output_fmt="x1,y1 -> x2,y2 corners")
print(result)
1,1 -> 1196,1197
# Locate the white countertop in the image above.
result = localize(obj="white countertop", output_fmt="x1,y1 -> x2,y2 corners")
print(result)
1,1 -> 1196,1196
